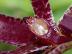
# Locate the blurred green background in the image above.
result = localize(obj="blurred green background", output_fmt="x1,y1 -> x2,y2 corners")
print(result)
0,0 -> 72,54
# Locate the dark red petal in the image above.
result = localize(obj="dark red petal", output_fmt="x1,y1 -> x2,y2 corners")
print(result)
49,35 -> 72,44
48,41 -> 72,54
9,45 -> 50,54
31,0 -> 56,34
59,5 -> 72,37
31,0 -> 51,19
26,17 -> 72,45
31,0 -> 64,45
0,14 -> 36,45
0,14 -> 55,53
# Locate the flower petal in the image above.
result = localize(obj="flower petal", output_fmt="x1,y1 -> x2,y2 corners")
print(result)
59,5 -> 72,38
31,0 -> 51,19
48,41 -> 72,54
0,14 -> 54,53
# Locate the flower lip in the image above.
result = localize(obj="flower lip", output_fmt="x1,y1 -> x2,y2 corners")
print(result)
26,17 -> 48,36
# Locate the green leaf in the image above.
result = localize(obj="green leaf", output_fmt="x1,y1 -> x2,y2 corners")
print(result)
0,42 -> 16,51
63,49 -> 72,54
50,0 -> 72,22
0,0 -> 34,18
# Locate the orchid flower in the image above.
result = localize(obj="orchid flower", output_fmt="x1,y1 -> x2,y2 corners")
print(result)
0,0 -> 72,54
